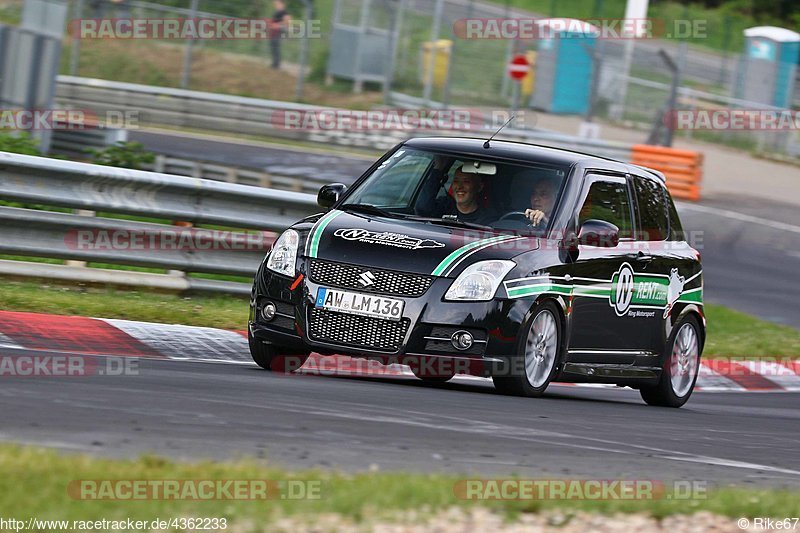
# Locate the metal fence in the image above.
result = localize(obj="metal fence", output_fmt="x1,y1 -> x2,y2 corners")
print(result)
6,0 -> 798,157
62,0 -> 317,96
0,151 -> 320,294
13,0 -> 792,108
55,75 -> 634,160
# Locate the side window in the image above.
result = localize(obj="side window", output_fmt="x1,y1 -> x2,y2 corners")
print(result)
577,178 -> 634,238
666,193 -> 685,242
633,176 -> 669,241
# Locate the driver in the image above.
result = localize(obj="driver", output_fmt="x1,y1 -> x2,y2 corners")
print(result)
524,177 -> 558,227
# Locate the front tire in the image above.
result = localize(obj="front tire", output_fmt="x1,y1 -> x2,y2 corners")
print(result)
492,301 -> 562,397
640,315 -> 702,408
248,331 -> 309,372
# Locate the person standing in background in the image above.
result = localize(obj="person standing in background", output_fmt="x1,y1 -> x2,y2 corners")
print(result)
269,0 -> 291,69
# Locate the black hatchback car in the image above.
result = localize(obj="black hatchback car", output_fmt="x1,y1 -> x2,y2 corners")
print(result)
249,137 -> 705,407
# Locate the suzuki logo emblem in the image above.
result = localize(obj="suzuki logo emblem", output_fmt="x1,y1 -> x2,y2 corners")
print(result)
358,271 -> 377,287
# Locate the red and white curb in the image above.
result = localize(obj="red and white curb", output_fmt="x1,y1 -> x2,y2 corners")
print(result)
0,310 -> 798,392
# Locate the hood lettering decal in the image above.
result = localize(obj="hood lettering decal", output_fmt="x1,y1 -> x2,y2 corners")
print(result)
333,228 -> 446,250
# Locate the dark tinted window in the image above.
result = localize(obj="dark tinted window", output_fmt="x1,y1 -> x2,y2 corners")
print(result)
633,176 -> 668,241
666,193 -> 685,242
578,179 -> 633,238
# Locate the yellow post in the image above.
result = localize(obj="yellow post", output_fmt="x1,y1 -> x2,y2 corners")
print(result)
521,50 -> 537,97
421,39 -> 453,88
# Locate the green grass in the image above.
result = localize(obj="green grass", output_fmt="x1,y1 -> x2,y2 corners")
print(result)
704,303 -> 800,358
1,280 -> 799,358
1,444 -> 798,527
0,280 -> 249,329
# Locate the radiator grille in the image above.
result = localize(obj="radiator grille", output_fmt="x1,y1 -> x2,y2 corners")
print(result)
309,260 -> 433,297
308,308 -> 409,353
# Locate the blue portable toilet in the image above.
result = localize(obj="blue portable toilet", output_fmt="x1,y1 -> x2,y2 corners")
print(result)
736,26 -> 800,108
531,18 -> 599,114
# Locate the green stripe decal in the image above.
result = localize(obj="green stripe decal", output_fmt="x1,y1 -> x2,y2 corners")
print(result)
572,286 -> 611,298
507,284 -> 572,298
307,210 -> 342,258
677,288 -> 703,304
431,235 -> 520,276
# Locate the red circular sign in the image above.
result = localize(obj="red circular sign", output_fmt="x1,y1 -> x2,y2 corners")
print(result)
507,54 -> 530,80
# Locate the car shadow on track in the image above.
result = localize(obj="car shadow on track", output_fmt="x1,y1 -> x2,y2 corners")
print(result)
243,366 -> 646,406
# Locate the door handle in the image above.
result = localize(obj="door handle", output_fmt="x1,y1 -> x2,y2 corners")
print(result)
635,252 -> 654,263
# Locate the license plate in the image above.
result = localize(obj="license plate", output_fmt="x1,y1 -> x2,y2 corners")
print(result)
315,287 -> 404,321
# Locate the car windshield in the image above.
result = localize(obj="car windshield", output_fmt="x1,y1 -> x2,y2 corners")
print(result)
341,148 -> 569,233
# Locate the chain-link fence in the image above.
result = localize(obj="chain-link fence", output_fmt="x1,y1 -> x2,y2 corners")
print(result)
3,0 -> 798,155
62,0 -> 324,94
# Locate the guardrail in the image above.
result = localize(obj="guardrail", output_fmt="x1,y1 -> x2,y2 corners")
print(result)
0,152 -> 320,294
55,76 -> 636,160
0,152 -> 316,230
144,155 -> 337,193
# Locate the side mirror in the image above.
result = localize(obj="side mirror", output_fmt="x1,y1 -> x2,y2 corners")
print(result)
578,219 -> 620,248
317,183 -> 347,208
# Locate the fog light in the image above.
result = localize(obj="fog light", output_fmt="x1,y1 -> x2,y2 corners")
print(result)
451,330 -> 474,351
260,301 -> 277,322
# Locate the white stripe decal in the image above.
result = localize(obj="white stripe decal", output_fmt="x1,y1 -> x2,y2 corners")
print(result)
306,210 -> 342,258
684,270 -> 703,285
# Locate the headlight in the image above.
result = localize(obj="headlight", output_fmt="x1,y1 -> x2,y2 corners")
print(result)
444,260 -> 515,301
266,229 -> 300,277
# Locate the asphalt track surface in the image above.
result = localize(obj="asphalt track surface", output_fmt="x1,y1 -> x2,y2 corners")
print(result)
4,131 -> 798,486
132,129 -> 800,328
1,347 -> 799,488
130,130 -> 373,185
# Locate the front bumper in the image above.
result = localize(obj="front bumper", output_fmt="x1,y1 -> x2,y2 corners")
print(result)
249,260 -> 529,367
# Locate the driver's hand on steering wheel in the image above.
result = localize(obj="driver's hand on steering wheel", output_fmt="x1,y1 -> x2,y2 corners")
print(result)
524,209 -> 547,226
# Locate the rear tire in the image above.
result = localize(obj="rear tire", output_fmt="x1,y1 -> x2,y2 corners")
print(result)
492,301 -> 562,397
248,331 -> 309,372
640,315 -> 702,408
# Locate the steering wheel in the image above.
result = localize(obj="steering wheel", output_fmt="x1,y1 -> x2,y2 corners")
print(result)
498,211 -> 533,223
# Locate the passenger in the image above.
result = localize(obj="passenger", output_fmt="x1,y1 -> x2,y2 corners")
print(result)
416,163 -> 497,226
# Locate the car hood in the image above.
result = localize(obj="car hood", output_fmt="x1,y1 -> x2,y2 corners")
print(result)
302,210 -> 538,277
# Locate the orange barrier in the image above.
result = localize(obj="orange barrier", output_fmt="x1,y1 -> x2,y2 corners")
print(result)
630,145 -> 703,201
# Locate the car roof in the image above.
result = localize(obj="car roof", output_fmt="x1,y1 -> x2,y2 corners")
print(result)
402,137 -> 666,183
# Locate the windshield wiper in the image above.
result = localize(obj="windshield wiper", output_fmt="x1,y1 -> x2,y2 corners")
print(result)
339,203 -> 401,218
405,215 -> 494,231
